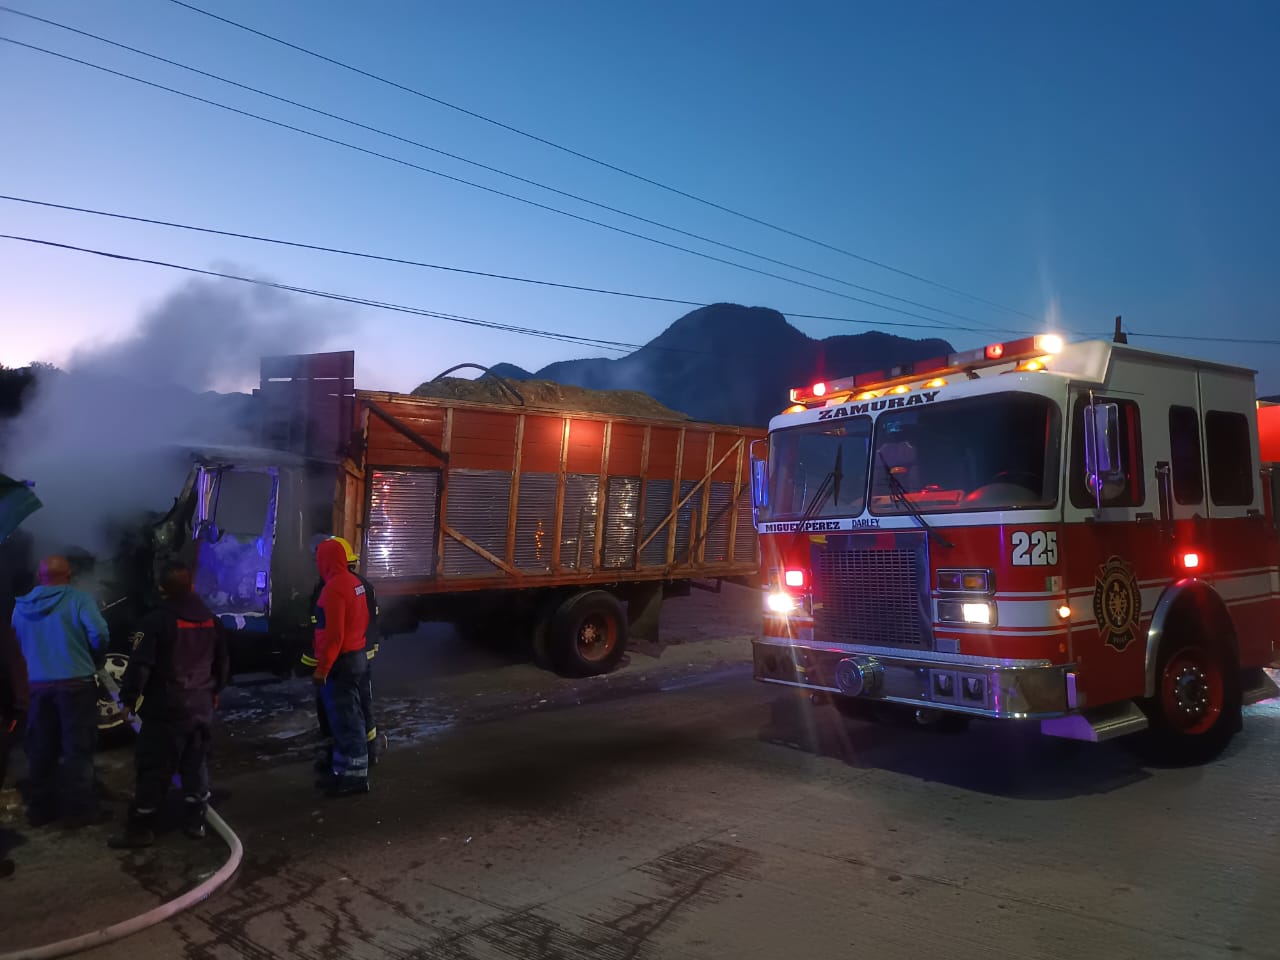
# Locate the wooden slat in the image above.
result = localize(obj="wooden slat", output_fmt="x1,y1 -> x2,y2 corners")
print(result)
435,407 -> 454,576
551,417 -> 570,570
727,432 -> 746,562
666,428 -> 686,566
593,420 -> 612,569
505,414 -> 525,566
635,424 -> 651,569
696,430 -> 715,565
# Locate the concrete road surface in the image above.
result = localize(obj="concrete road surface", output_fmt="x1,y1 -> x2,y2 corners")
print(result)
4,587 -> 1280,959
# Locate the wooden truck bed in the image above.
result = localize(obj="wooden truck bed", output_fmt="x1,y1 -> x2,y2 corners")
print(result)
335,390 -> 762,596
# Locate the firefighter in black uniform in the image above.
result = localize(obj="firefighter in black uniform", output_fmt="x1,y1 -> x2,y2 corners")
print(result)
302,537 -> 383,781
109,561 -> 229,849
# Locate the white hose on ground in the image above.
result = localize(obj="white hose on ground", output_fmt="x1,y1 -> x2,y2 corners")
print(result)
0,806 -> 243,960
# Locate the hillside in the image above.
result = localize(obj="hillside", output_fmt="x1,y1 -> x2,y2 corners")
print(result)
487,303 -> 954,427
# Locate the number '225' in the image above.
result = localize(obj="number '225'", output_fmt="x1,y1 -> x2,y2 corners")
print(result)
1011,530 -> 1058,566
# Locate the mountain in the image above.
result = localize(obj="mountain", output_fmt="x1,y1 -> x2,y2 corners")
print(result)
488,304 -> 954,427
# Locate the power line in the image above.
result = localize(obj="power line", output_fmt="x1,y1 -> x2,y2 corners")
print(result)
0,12 -> 1001,332
163,0 -> 1035,320
0,233 -> 646,353
0,194 -> 1030,337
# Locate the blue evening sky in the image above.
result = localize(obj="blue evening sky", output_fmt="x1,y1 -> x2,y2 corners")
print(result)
1,0 -> 1277,393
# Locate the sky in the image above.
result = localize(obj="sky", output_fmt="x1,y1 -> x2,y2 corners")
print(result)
1,0 -> 1278,395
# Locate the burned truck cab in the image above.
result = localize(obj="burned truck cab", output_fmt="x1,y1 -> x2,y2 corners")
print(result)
152,446 -> 338,673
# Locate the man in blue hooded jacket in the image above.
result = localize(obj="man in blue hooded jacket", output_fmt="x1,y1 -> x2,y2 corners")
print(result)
11,555 -> 109,826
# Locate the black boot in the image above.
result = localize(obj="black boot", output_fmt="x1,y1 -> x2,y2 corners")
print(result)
325,776 -> 370,798
183,798 -> 209,840
108,808 -> 156,850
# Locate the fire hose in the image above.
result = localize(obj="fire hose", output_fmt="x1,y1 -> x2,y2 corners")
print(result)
0,677 -> 244,960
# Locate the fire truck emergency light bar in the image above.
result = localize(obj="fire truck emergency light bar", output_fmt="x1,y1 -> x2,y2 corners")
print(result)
788,334 -> 1065,406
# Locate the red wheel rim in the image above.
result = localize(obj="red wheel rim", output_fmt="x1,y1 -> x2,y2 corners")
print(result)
1160,646 -> 1224,735
576,613 -> 617,663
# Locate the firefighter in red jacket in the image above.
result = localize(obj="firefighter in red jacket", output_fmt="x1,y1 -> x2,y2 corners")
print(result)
312,537 -> 371,796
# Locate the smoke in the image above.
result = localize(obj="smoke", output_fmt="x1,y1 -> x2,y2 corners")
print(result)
0,277 -> 346,558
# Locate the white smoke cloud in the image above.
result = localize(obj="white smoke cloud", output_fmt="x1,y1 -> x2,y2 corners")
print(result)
1,277 -> 347,556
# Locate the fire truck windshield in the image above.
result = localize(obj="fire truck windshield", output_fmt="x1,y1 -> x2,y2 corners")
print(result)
765,416 -> 871,520
871,391 -> 1061,513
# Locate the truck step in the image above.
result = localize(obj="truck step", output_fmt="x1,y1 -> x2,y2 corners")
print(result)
1241,667 -> 1280,706
1040,701 -> 1150,743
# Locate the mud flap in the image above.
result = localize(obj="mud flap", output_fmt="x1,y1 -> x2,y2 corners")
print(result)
626,582 -> 664,658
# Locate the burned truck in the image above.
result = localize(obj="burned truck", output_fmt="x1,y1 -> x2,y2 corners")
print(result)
146,352 -> 761,677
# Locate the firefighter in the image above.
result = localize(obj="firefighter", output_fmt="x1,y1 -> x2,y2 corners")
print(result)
312,538 -> 371,797
109,561 -> 230,848
301,536 -> 384,782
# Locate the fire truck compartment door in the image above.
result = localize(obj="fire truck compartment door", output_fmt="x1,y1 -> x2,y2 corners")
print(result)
1198,369 -> 1263,519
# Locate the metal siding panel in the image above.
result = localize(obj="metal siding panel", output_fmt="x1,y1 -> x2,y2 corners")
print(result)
639,479 -> 673,567
673,480 -> 698,565
443,469 -> 512,577
363,469 -> 440,580
603,476 -> 640,570
734,492 -> 757,563
703,481 -> 734,562
560,474 -> 600,571
514,473 -> 558,573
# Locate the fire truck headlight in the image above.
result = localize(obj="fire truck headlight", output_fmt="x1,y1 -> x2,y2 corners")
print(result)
961,602 -> 993,625
766,591 -> 797,614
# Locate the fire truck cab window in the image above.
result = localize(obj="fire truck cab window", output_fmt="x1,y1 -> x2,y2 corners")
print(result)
766,417 -> 871,519
1168,406 -> 1204,505
1069,398 -> 1144,508
214,470 -> 275,537
870,392 -> 1060,514
1205,410 -> 1254,506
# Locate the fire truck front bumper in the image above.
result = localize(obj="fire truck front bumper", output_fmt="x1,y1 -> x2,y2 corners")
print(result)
752,638 -> 1073,719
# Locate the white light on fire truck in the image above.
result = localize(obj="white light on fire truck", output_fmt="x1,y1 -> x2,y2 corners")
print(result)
1182,552 -> 1201,570
766,591 -> 797,614
812,381 -> 828,397
1034,334 -> 1064,355
961,602 -> 993,625
784,568 -> 807,588
1057,604 -> 1072,620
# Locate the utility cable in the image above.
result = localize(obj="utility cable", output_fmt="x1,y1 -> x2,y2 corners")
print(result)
0,5 -> 999,329
0,32 -> 1004,330
163,0 -> 1036,319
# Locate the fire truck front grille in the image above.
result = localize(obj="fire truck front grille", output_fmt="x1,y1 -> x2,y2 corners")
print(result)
814,544 -> 929,648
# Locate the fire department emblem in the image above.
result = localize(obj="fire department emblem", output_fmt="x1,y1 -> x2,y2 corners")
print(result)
1093,556 -> 1141,652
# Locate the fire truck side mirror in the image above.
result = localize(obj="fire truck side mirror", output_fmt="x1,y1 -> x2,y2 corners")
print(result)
750,440 -> 769,511
1083,402 -> 1125,501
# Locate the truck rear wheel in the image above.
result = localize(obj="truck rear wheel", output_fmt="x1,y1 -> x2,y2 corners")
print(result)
1139,632 -> 1240,765
548,590 -> 627,677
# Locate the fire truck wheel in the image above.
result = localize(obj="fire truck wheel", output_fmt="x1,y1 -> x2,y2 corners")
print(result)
548,590 -> 628,677
1140,634 -> 1240,765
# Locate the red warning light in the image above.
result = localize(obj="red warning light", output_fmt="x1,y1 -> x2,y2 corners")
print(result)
1182,552 -> 1201,570
812,382 -> 828,397
985,343 -> 1005,360
784,568 -> 807,588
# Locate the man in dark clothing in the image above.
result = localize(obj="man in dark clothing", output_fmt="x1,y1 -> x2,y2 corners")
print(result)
11,555 -> 109,827
303,536 -> 384,781
0,623 -> 28,793
109,561 -> 229,849
313,538 -> 371,797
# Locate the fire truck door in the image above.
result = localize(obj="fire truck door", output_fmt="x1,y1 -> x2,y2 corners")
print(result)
1196,369 -> 1263,521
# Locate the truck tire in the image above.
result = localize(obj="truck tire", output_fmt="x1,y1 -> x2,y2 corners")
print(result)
547,590 -> 628,677
1137,630 -> 1240,765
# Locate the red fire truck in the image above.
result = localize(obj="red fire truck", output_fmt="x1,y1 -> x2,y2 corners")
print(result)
750,333 -> 1280,761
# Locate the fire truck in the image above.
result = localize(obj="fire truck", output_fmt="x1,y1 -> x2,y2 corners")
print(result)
749,333 -> 1280,761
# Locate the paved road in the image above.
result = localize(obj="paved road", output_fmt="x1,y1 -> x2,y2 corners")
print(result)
5,587 -> 1280,959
